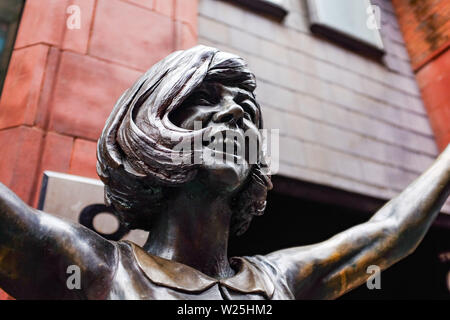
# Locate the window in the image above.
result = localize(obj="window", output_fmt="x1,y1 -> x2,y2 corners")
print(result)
307,0 -> 384,58
0,0 -> 25,94
225,0 -> 288,20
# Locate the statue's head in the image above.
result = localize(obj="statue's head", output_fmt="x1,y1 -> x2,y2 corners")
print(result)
97,45 -> 272,236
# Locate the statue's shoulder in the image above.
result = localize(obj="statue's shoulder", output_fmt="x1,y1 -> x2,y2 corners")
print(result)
237,254 -> 285,280
236,255 -> 294,299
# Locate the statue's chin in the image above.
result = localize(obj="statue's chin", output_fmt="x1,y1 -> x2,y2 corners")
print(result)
199,159 -> 250,194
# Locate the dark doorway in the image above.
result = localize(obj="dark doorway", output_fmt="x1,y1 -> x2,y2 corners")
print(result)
228,176 -> 450,299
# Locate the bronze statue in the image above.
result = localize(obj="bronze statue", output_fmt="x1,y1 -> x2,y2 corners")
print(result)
0,46 -> 449,299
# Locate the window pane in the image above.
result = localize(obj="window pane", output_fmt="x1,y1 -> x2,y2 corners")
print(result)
0,23 -> 7,54
0,0 -> 25,95
307,0 -> 384,55
265,0 -> 285,6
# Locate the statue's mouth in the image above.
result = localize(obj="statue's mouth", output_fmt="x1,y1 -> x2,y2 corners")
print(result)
203,128 -> 247,161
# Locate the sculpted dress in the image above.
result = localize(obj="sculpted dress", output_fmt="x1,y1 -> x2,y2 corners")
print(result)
107,241 -> 293,300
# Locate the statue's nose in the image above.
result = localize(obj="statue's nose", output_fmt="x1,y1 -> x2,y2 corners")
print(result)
212,102 -> 244,125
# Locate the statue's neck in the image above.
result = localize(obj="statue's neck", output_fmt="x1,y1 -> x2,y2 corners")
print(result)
143,184 -> 235,279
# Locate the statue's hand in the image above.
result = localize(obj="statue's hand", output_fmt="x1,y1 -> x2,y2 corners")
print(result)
442,143 -> 450,167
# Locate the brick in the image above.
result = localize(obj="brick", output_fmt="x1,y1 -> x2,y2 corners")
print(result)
374,0 -> 395,14
243,56 -> 272,84
287,49 -> 318,75
260,39 -> 287,63
69,138 -> 98,179
198,17 -> 230,45
89,0 -> 174,71
390,73 -> 420,96
241,9 -> 277,43
260,107 -> 283,132
391,41 -> 411,61
279,136 -> 307,167
387,167 -> 417,190
335,153 -> 364,182
315,60 -> 342,85
296,94 -> 324,119
14,0 -> 69,48
398,111 -> 434,136
34,47 -> 63,129
284,12 -> 309,33
392,0 -> 450,70
284,113 -> 316,142
428,106 -> 450,148
49,51 -> 141,140
41,133 -> 74,174
304,74 -> 330,99
62,0 -> 96,54
286,0 -> 304,14
329,84 -> 354,108
175,21 -> 197,50
322,40 -> 350,69
416,59 -> 443,90
405,95 -> 427,115
361,161 -> 388,187
154,0 -> 174,17
198,0 -> 245,28
383,54 -> 413,76
437,131 -> 450,151
0,126 -> 44,203
410,24 -> 450,152
303,144 -> 341,178
417,50 -> 450,110
198,38 -> 218,49
175,0 -> 198,33
229,28 -> 261,55
0,45 -> 49,130
277,162 -> 306,181
31,132 -> 74,206
125,0 -> 154,10
419,74 -> 450,112
255,81 -> 297,114
198,0 -> 219,16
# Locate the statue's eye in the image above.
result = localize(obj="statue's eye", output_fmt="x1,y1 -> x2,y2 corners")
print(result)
197,98 -> 210,105
240,99 -> 257,122
195,92 -> 215,105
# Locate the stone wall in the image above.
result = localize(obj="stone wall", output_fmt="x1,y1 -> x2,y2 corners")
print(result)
392,0 -> 450,151
0,0 -> 198,300
0,0 -> 198,205
198,0 -> 442,205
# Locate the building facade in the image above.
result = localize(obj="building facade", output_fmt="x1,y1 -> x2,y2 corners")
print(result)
0,0 -> 449,299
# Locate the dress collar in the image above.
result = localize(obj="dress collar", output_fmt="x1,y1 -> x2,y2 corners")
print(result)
126,241 -> 274,299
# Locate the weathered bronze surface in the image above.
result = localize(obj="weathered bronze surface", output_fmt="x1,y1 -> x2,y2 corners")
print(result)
0,46 -> 449,299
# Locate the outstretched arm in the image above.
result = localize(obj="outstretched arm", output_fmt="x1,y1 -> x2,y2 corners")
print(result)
267,144 -> 450,299
0,183 -> 117,299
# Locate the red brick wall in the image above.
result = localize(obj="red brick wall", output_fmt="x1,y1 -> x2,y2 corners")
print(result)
392,0 -> 450,71
392,0 -> 450,151
416,49 -> 450,151
0,0 -> 198,299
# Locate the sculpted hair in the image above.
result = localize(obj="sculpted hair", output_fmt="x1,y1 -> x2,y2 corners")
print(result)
97,45 -> 272,236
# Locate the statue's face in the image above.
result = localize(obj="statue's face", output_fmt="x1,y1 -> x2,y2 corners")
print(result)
170,81 -> 261,193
